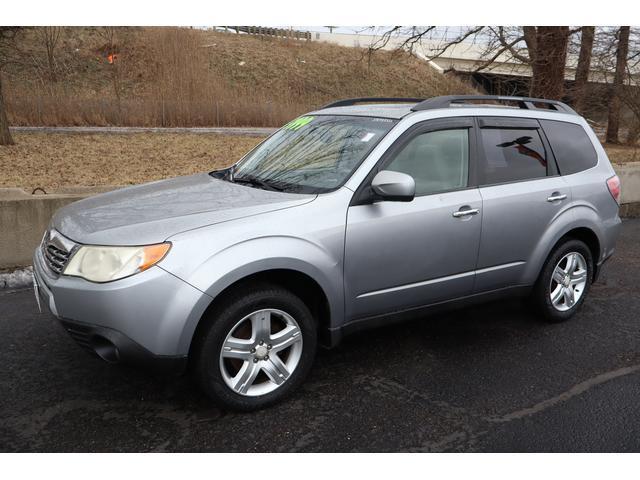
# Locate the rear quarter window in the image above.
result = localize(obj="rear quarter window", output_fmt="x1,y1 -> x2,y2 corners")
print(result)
540,120 -> 598,175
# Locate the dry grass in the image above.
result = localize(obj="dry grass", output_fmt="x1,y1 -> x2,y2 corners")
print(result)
3,133 -> 635,192
0,132 -> 263,190
4,27 -> 475,127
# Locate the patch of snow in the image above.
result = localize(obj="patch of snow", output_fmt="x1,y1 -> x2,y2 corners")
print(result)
0,266 -> 34,289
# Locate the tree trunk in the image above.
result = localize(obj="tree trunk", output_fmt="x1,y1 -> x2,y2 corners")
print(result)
45,27 -> 60,83
572,26 -> 595,113
606,26 -> 631,144
0,74 -> 14,146
529,26 -> 570,99
522,26 -> 538,56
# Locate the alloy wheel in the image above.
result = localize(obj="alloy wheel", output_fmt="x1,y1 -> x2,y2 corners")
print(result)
219,308 -> 303,396
549,252 -> 588,312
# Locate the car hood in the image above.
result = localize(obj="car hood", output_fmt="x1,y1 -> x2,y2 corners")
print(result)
53,173 -> 315,245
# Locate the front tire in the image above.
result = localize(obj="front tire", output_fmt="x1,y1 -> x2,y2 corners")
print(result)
532,239 -> 593,323
193,283 -> 317,411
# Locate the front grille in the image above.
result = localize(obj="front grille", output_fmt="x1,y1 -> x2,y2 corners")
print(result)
44,243 -> 70,274
41,229 -> 75,275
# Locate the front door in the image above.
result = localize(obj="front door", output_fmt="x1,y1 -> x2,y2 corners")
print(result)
344,119 -> 483,321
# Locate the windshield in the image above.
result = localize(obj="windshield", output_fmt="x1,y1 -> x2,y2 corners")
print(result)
227,115 -> 397,193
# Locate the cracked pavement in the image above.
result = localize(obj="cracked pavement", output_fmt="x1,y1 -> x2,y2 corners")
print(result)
1,219 -> 639,452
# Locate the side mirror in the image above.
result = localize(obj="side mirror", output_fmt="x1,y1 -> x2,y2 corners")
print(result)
370,170 -> 415,202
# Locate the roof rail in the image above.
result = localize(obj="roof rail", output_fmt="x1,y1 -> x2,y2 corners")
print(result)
321,97 -> 425,109
411,95 -> 577,115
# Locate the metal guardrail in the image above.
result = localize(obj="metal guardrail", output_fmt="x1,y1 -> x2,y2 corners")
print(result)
223,26 -> 311,41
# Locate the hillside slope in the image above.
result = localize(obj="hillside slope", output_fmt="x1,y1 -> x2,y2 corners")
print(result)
4,27 -> 475,127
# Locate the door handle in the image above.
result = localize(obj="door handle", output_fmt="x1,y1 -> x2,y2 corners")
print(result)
547,193 -> 567,202
452,208 -> 480,218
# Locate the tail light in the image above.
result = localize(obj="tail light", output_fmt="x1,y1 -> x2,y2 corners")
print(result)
606,175 -> 621,204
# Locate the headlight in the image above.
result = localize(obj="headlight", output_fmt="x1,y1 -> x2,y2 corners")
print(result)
63,243 -> 171,283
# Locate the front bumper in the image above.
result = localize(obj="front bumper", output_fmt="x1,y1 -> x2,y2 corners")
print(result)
58,318 -> 187,375
33,246 -> 212,374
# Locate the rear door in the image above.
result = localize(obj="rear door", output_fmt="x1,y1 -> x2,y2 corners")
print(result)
344,117 -> 483,321
474,116 -> 571,292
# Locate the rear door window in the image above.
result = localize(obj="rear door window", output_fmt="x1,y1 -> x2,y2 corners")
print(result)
540,120 -> 598,175
478,127 -> 547,185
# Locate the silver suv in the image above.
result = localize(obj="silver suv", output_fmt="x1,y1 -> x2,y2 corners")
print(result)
33,95 -> 622,410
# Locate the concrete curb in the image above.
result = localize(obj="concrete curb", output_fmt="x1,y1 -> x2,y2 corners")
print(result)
0,186 -> 123,270
2,165 -> 640,275
2,202 -> 639,289
11,126 -> 277,137
613,162 -> 640,205
619,203 -> 640,218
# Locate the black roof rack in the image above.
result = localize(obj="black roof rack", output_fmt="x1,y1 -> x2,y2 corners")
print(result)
321,97 -> 425,109
411,95 -> 577,115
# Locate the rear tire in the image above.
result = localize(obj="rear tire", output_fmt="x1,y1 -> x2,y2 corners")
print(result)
532,239 -> 593,323
192,282 -> 317,411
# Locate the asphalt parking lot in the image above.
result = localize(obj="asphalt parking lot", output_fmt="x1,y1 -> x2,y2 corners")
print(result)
1,219 -> 639,452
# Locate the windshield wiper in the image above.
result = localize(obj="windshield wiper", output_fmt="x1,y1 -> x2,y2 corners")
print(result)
233,175 -> 286,192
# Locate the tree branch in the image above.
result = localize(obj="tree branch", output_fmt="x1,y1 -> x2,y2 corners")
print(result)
496,26 -> 530,64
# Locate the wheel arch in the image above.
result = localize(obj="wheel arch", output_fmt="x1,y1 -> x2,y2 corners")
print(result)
171,232 -> 346,355
560,227 -> 601,273
184,266 -> 337,359
527,223 -> 602,285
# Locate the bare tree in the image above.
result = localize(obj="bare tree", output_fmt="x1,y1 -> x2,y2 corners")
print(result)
373,26 -> 579,100
571,26 -> 595,113
0,27 -> 23,146
615,28 -> 640,145
0,73 -> 13,145
606,26 -> 631,144
526,27 -> 572,99
35,26 -> 63,83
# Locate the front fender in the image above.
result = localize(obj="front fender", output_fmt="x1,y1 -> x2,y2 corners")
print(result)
175,236 -> 344,352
